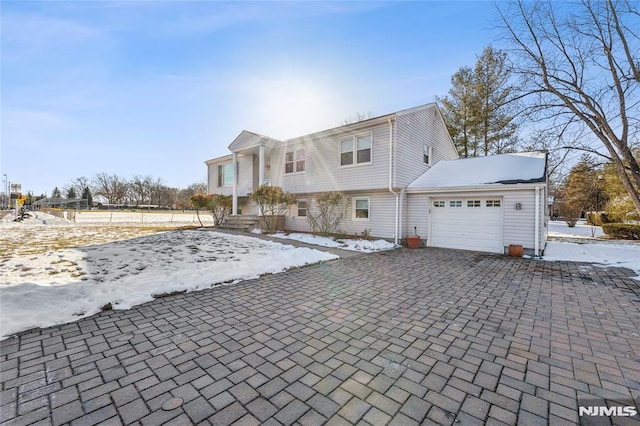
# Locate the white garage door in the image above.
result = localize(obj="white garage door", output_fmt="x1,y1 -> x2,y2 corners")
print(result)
430,198 -> 504,253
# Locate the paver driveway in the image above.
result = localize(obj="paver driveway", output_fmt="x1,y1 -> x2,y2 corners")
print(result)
1,248 -> 640,425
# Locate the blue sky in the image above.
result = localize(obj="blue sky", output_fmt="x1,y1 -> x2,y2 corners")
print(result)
1,1 -> 498,196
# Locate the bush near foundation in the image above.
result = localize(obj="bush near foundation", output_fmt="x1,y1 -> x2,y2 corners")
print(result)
602,223 -> 640,240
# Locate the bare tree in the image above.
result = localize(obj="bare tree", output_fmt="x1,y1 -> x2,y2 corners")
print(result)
65,176 -> 91,201
93,173 -> 128,204
177,182 -> 207,210
342,112 -> 375,125
129,175 -> 149,206
497,0 -> 640,216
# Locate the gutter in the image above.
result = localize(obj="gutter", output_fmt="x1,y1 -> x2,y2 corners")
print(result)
388,117 -> 399,245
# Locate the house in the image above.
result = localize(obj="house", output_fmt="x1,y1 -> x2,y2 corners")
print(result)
205,103 -> 549,255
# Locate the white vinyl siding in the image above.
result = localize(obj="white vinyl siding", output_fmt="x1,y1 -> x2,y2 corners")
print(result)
503,189 -> 547,252
270,124 -> 390,193
395,105 -> 458,187
285,192 -> 398,239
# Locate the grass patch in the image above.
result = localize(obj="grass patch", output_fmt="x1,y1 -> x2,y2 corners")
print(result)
152,290 -> 186,299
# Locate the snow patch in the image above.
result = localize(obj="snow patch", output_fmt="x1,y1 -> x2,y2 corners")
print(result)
272,232 -> 398,253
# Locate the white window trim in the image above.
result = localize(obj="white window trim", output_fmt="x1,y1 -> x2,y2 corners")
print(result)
296,199 -> 308,218
423,145 -> 433,166
339,131 -> 373,168
284,148 -> 306,175
352,197 -> 370,221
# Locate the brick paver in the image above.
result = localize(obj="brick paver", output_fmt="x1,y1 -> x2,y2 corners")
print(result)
2,247 -> 640,425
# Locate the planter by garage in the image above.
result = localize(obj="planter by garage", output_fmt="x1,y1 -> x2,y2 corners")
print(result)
508,244 -> 524,257
407,235 -> 421,249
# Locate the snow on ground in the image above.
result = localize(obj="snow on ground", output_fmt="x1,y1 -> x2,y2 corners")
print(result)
543,220 -> 640,279
272,232 -> 398,253
0,214 -> 338,340
548,219 -> 605,238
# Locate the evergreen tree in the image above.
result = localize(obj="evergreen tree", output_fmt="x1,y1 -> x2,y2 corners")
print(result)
81,186 -> 93,208
51,187 -> 62,199
559,156 -> 608,225
438,46 -> 518,157
66,187 -> 77,199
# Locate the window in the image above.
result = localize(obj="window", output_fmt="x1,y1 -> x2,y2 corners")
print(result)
423,145 -> 432,165
467,200 -> 481,207
297,200 -> 307,217
486,200 -> 501,207
285,152 -> 294,174
433,201 -> 445,207
218,163 -> 233,187
340,134 -> 372,166
285,149 -> 305,174
449,200 -> 462,207
353,197 -> 370,220
340,139 -> 353,166
295,150 -> 306,172
357,135 -> 372,164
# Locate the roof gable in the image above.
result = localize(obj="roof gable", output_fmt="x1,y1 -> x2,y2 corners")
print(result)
408,152 -> 547,190
228,130 -> 282,152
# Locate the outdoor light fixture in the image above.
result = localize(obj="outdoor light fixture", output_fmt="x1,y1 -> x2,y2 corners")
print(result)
515,203 -> 522,210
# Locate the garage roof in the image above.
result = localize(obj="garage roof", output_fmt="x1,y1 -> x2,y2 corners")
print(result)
408,151 -> 547,189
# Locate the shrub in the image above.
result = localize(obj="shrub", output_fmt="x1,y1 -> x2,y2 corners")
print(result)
585,212 -> 609,226
208,194 -> 232,226
250,185 -> 295,233
602,223 -> 640,240
190,193 -> 233,227
306,192 -> 350,236
558,200 -> 581,227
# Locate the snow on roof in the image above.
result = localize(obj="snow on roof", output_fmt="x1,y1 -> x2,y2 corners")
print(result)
408,152 -> 547,189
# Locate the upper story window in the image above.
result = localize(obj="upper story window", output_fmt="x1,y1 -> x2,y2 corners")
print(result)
424,145 -> 432,165
285,149 -> 305,174
340,133 -> 372,166
218,163 -> 233,187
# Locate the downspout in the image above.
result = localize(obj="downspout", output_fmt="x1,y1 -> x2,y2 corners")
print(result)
534,186 -> 540,257
388,118 -> 399,245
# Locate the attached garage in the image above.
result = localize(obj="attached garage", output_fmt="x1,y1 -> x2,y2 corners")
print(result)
406,152 -> 549,256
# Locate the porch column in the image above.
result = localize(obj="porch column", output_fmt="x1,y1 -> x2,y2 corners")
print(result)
258,144 -> 265,186
232,152 -> 238,215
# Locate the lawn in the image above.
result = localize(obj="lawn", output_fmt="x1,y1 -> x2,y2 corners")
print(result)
0,212 -> 337,340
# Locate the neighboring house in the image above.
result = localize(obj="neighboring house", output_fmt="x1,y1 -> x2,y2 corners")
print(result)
205,103 -> 549,255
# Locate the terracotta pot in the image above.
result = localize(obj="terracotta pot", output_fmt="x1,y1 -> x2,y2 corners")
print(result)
407,235 -> 421,249
509,244 -> 524,257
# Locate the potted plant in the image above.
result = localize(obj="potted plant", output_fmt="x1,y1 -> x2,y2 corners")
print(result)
508,244 -> 524,257
407,227 -> 421,249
